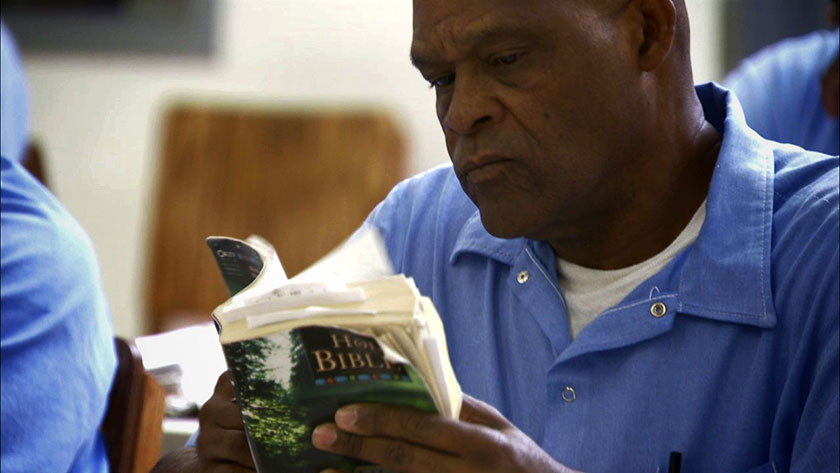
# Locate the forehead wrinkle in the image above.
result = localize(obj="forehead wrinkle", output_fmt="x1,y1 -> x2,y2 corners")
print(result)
411,10 -> 546,70
411,15 -> 467,70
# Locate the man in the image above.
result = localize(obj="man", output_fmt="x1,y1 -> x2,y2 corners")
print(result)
724,0 -> 839,155
1,21 -> 117,473
155,0 -> 838,471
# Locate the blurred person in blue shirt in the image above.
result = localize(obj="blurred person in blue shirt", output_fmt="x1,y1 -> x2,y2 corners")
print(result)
155,1 -> 838,472
724,0 -> 839,155
1,20 -> 117,473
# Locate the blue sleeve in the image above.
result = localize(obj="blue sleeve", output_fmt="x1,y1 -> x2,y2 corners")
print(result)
364,177 -> 409,273
364,164 -> 470,278
1,157 -> 116,473
185,429 -> 199,448
786,207 -> 839,473
787,239 -> 839,473
790,319 -> 839,472
770,160 -> 839,472
0,21 -> 30,164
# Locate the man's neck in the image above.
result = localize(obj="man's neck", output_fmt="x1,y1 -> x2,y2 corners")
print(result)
548,102 -> 721,270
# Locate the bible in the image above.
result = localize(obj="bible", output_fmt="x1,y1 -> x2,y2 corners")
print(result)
206,227 -> 461,472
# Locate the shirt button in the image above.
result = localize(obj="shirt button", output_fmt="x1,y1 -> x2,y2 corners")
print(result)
650,302 -> 667,318
561,386 -> 576,403
517,270 -> 530,284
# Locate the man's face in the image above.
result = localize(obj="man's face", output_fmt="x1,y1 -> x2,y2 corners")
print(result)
411,0 -> 647,241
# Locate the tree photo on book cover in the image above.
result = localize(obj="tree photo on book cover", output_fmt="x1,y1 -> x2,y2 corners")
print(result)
224,334 -> 314,468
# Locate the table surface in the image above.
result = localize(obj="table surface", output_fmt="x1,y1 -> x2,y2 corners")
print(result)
161,417 -> 199,456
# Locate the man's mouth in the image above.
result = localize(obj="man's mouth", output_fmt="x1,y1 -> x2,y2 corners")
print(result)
458,154 -> 512,180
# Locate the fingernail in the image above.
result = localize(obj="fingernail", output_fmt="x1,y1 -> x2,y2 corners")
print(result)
312,425 -> 337,447
335,406 -> 357,428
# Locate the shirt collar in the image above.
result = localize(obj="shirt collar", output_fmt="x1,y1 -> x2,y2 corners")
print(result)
450,82 -> 776,328
450,211 -> 526,265
677,82 -> 776,328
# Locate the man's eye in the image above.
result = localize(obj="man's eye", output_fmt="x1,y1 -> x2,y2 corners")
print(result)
429,74 -> 455,89
492,53 -> 520,66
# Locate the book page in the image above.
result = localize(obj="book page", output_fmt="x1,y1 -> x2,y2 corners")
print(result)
291,224 -> 393,283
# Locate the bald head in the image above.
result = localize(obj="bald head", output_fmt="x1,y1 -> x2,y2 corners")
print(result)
413,0 -> 694,85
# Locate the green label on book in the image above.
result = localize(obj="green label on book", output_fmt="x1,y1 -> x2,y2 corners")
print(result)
298,326 -> 411,386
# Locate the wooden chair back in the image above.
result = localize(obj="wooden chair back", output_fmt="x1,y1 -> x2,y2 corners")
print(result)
21,141 -> 50,189
144,105 -> 406,333
101,337 -> 166,473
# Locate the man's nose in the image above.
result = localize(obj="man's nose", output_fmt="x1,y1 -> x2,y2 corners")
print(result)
441,72 -> 503,135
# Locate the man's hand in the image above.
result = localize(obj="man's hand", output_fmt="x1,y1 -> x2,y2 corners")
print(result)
195,371 -> 255,470
311,393 -> 582,473
152,371 -> 254,473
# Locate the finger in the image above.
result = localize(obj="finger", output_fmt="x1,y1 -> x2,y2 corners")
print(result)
312,423 -> 465,473
458,394 -> 514,429
200,395 -> 246,430
213,371 -> 236,398
332,403 -> 496,455
196,425 -> 255,468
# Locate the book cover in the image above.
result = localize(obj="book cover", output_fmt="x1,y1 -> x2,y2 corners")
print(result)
206,234 -> 455,473
224,325 -> 436,472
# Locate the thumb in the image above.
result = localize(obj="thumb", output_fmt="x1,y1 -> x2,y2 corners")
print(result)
213,370 -> 235,398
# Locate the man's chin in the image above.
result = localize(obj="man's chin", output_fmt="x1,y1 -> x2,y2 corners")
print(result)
467,190 -> 537,239
478,212 -> 530,240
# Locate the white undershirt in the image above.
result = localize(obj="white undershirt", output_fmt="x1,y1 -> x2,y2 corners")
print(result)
558,201 -> 707,339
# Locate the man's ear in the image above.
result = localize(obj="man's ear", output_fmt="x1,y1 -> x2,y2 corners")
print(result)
633,0 -> 676,71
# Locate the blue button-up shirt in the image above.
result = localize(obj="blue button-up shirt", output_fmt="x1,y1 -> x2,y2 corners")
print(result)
366,83 -> 839,473
1,155 -> 117,473
0,21 -> 29,165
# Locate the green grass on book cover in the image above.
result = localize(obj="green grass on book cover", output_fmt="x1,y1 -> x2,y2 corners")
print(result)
224,325 -> 437,472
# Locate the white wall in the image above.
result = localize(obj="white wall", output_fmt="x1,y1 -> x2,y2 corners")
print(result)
22,0 -> 723,338
689,0 -> 725,84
